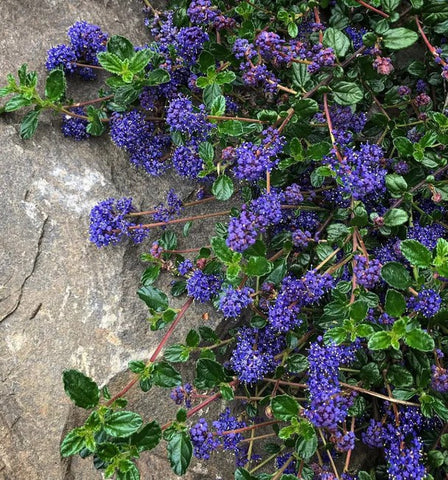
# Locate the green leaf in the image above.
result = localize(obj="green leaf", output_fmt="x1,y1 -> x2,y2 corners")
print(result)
383,208 -> 408,227
368,331 -> 392,350
60,428 -> 85,457
387,364 -> 414,387
211,236 -> 234,263
381,262 -> 412,289
383,28 -> 418,50
195,358 -> 229,389
130,421 -> 162,452
292,63 -> 311,89
385,289 -> 406,317
167,431 -> 192,476
245,256 -> 273,276
152,362 -> 182,388
163,344 -> 190,363
295,421 -> 318,459
62,370 -> 100,409
97,52 -> 124,74
129,49 -> 153,73
107,35 -> 135,60
323,28 -> 350,57
186,329 -> 200,348
405,329 -> 435,351
332,81 -> 363,106
141,264 -> 161,286
271,395 -> 299,420
4,94 -> 32,112
234,468 -> 257,480
137,285 -> 168,312
203,83 -> 222,108
104,411 -> 143,437
20,108 -> 41,139
215,71 -> 236,85
45,69 -> 66,101
400,240 -> 432,268
210,95 -> 226,116
212,175 -> 234,201
145,68 -> 170,86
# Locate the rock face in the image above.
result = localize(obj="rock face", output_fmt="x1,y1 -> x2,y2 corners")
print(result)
0,2 -> 234,479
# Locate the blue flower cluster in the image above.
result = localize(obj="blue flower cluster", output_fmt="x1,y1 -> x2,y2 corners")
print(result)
61,108 -> 90,140
230,326 -> 284,383
268,271 -> 334,332
305,340 -> 357,430
186,269 -> 222,302
110,110 -> 169,176
46,21 -> 108,79
218,286 -> 253,318
89,197 -> 148,247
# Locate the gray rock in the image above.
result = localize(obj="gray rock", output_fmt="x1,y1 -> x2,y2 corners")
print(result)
0,2 -> 234,479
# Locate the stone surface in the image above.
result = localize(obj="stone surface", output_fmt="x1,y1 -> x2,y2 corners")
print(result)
0,2 -> 234,479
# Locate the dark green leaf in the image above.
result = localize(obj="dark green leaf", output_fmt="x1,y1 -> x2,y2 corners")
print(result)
385,289 -> 406,317
383,28 -> 418,50
383,208 -> 408,227
4,95 -> 32,112
45,69 -> 66,101
20,108 -> 40,139
152,361 -> 182,388
137,285 -> 168,312
60,428 -> 85,457
400,240 -> 432,268
195,358 -> 229,389
271,395 -> 299,420
104,411 -> 143,437
130,421 -> 162,452
381,262 -> 412,289
323,28 -> 350,57
212,175 -> 234,201
167,431 -> 192,476
62,370 -> 100,409
405,329 -> 435,351
107,35 -> 135,60
164,344 -> 190,363
332,81 -> 363,106
145,68 -> 170,86
245,256 -> 272,276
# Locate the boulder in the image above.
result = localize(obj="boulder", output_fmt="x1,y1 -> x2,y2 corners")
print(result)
0,1 -> 234,478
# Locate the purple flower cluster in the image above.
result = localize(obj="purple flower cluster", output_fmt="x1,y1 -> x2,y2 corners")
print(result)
186,269 -> 222,302
89,197 -> 148,247
153,189 -> 183,223
353,255 -> 382,289
46,21 -> 108,79
326,142 -> 386,201
431,365 -> 448,393
218,286 -> 254,318
408,287 -> 442,318
189,418 -> 220,460
226,191 -> 284,252
110,110 -> 169,176
61,108 -> 90,140
305,340 -> 357,430
170,383 -> 193,408
166,95 -> 212,139
230,326 -> 284,383
232,128 -> 285,181
268,271 -> 334,332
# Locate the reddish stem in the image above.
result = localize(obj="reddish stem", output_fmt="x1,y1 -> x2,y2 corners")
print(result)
354,0 -> 389,18
106,297 -> 193,406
